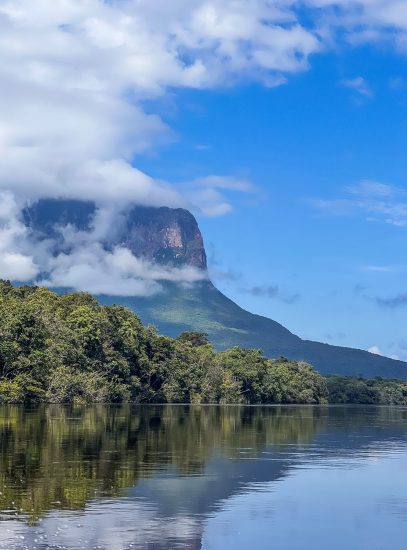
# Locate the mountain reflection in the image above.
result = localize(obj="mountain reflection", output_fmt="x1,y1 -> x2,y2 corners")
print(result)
1,405 -> 407,549
0,405 -> 324,522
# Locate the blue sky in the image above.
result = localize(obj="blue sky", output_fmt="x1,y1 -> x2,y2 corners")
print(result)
138,45 -> 407,360
1,0 -> 407,360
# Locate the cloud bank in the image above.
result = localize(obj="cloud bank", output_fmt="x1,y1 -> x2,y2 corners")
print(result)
2,0 -> 407,292
367,345 -> 400,361
0,0 -> 321,209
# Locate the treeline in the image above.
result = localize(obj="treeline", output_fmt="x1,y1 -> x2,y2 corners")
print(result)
0,281 -> 327,405
326,376 -> 407,405
0,281 -> 406,405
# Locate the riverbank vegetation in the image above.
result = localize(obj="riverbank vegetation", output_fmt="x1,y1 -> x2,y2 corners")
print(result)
0,281 -> 406,405
326,375 -> 407,405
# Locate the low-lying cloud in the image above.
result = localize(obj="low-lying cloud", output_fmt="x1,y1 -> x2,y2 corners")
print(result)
0,192 -> 39,281
40,245 -> 207,297
367,345 -> 400,361
1,192 -> 208,296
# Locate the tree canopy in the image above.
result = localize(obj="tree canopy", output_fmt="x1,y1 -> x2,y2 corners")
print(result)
0,281 -> 328,405
2,281 -> 406,405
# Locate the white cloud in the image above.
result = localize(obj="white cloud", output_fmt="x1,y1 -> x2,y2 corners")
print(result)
0,190 -> 209,294
364,265 -> 395,273
368,345 -> 382,355
0,0 -> 322,292
0,0 -> 320,207
347,181 -> 400,197
181,175 -> 262,216
305,1 -> 407,36
367,345 -> 400,361
341,76 -> 372,97
0,192 -> 39,281
1,0 -> 407,211
2,0 -> 287,289
24,207 -> 208,296
0,252 -> 38,282
191,176 -> 257,193
2,0 -> 407,289
39,245 -> 207,297
313,180 -> 407,227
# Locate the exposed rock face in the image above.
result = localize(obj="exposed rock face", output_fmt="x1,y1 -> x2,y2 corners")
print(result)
23,199 -> 207,270
120,205 -> 207,269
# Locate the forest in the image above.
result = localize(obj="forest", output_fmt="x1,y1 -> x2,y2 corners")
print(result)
0,280 -> 406,405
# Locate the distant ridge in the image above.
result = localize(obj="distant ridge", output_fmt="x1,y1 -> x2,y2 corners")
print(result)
25,198 -> 407,379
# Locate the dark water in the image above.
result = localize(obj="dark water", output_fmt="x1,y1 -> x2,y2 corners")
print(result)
1,405 -> 407,550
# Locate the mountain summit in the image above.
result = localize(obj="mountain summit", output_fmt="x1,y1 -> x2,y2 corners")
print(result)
24,199 -> 407,379
24,199 -> 207,270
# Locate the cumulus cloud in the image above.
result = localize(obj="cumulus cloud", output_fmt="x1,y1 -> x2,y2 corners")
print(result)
39,245 -> 207,297
0,192 -> 39,281
2,0 -> 407,290
0,0 -> 323,290
304,0 -> 407,48
0,0 -> 407,211
0,0 -> 321,206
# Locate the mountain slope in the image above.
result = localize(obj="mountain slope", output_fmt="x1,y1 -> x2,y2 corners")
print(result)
24,198 -> 407,379
99,280 -> 407,379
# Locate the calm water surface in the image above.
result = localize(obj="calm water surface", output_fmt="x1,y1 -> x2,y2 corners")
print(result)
1,405 -> 407,549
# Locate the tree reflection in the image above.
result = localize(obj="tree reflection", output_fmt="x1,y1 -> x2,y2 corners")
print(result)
2,404 -> 407,526
0,404 -> 325,522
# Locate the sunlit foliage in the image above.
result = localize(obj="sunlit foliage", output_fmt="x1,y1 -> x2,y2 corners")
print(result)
0,281 -> 328,405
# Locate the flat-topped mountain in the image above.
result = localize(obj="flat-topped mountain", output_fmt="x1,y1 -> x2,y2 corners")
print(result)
24,199 -> 207,270
23,198 -> 407,379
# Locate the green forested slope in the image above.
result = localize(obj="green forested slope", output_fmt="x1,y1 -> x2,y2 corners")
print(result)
100,281 -> 407,379
2,281 -> 407,405
0,281 -> 328,404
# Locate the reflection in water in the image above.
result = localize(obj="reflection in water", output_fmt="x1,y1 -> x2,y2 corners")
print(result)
0,405 -> 407,549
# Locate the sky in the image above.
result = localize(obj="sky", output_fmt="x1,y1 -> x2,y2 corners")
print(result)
0,0 -> 407,359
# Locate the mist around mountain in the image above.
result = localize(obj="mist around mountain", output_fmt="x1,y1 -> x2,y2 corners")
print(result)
22,198 -> 407,380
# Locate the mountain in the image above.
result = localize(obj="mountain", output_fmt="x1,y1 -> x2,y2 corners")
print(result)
100,281 -> 407,378
23,199 -> 206,269
24,198 -> 407,379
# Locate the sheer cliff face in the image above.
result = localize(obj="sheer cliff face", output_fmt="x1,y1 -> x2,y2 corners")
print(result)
23,199 -> 207,270
121,206 -> 207,270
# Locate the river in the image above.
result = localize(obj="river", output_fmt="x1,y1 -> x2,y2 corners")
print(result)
1,404 -> 407,549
